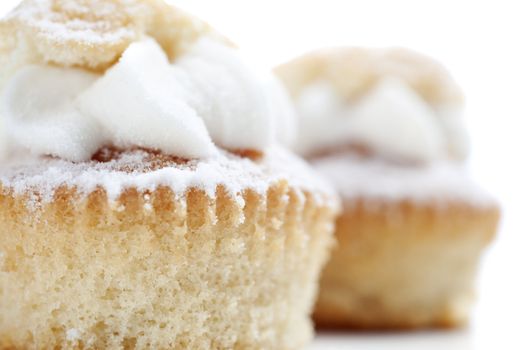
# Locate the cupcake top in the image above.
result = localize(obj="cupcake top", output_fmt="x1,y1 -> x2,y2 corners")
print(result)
0,0 -> 337,208
275,47 -> 468,163
0,146 -> 337,210
275,47 -> 498,207
0,0 -> 296,162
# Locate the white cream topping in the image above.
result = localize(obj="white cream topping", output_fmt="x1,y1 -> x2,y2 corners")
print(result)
294,78 -> 468,162
312,153 -> 495,207
264,75 -> 297,147
77,38 -> 215,159
1,37 -> 295,161
3,65 -> 103,161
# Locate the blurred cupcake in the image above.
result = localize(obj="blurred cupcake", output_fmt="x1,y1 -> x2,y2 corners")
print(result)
275,47 -> 499,329
0,1 -> 339,348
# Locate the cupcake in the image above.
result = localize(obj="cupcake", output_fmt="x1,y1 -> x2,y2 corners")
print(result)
0,1 -> 339,349
275,47 -> 500,329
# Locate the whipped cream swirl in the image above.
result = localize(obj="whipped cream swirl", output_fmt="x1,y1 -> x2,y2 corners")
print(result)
294,78 -> 469,162
0,38 -> 295,161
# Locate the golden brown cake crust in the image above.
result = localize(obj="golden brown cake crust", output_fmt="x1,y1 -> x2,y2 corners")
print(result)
313,198 -> 499,330
0,179 -> 337,349
274,47 -> 464,106
0,146 -> 339,349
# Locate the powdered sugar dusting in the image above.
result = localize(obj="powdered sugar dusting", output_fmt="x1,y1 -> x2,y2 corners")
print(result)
312,153 -> 495,207
66,328 -> 81,342
8,0 -> 138,44
0,147 -> 338,210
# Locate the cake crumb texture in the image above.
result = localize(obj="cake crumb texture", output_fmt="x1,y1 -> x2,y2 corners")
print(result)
314,199 -> 499,329
0,182 -> 336,349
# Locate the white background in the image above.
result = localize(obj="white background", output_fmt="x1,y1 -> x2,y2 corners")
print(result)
1,1 -> 524,349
